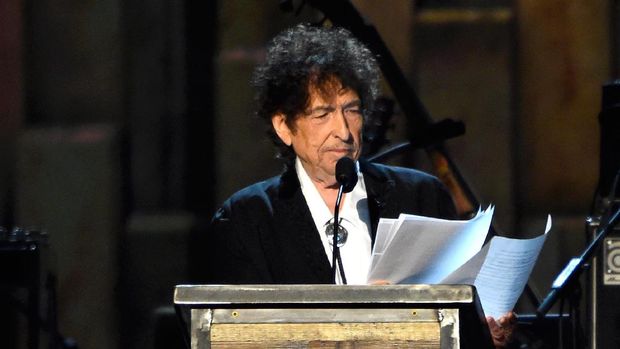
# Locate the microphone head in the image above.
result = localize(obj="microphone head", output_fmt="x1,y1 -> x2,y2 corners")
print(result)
335,157 -> 358,193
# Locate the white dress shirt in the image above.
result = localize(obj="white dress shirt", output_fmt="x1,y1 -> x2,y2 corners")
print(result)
296,157 -> 372,284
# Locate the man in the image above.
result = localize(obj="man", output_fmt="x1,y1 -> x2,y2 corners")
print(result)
205,24 -> 514,346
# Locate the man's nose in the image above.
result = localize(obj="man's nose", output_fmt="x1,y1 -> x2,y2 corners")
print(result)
332,110 -> 352,141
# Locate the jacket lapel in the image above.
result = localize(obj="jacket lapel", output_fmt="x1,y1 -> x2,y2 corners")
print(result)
263,168 -> 333,283
360,161 -> 397,244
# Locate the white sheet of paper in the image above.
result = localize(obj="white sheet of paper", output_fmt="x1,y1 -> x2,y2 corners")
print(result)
370,218 -> 397,271
367,206 -> 493,284
441,243 -> 491,285
369,207 -> 551,320
472,215 -> 552,318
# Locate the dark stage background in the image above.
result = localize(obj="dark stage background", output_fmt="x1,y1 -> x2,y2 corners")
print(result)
0,0 -> 617,348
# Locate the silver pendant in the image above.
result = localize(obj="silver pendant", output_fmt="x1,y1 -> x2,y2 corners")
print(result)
324,218 -> 348,247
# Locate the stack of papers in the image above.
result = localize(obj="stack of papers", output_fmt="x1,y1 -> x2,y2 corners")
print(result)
367,207 -> 551,318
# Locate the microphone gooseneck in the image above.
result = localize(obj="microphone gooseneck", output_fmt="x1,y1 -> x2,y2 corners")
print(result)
332,157 -> 358,284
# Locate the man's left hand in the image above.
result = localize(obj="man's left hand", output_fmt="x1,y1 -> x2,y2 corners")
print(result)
486,311 -> 516,348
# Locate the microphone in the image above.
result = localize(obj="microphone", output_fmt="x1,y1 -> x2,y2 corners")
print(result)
331,157 -> 358,284
336,156 -> 358,193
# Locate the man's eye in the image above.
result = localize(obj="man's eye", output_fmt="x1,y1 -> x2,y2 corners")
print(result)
345,108 -> 362,115
313,112 -> 329,119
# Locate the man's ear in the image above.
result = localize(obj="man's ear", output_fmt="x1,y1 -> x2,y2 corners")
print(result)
271,113 -> 293,146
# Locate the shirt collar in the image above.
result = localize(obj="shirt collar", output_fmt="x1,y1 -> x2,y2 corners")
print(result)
295,158 -> 333,226
295,157 -> 366,222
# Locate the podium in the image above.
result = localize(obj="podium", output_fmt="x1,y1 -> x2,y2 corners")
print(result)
174,284 -> 494,349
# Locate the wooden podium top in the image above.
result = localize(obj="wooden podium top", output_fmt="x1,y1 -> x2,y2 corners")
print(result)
174,284 -> 478,307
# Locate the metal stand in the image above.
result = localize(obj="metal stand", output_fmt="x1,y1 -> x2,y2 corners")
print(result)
537,206 -> 620,348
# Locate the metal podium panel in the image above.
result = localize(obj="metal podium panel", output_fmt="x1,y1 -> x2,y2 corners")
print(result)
174,284 -> 492,349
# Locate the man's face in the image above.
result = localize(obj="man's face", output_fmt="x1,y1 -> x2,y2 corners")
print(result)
272,84 -> 363,187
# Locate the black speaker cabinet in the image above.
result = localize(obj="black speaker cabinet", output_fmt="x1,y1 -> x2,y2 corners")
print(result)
587,81 -> 620,348
587,218 -> 620,349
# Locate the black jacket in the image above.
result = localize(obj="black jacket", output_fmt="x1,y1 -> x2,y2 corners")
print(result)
204,161 -> 456,284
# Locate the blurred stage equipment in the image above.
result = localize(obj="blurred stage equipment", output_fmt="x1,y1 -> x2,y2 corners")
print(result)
586,80 -> 620,349
0,227 -> 74,349
0,227 -> 48,349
